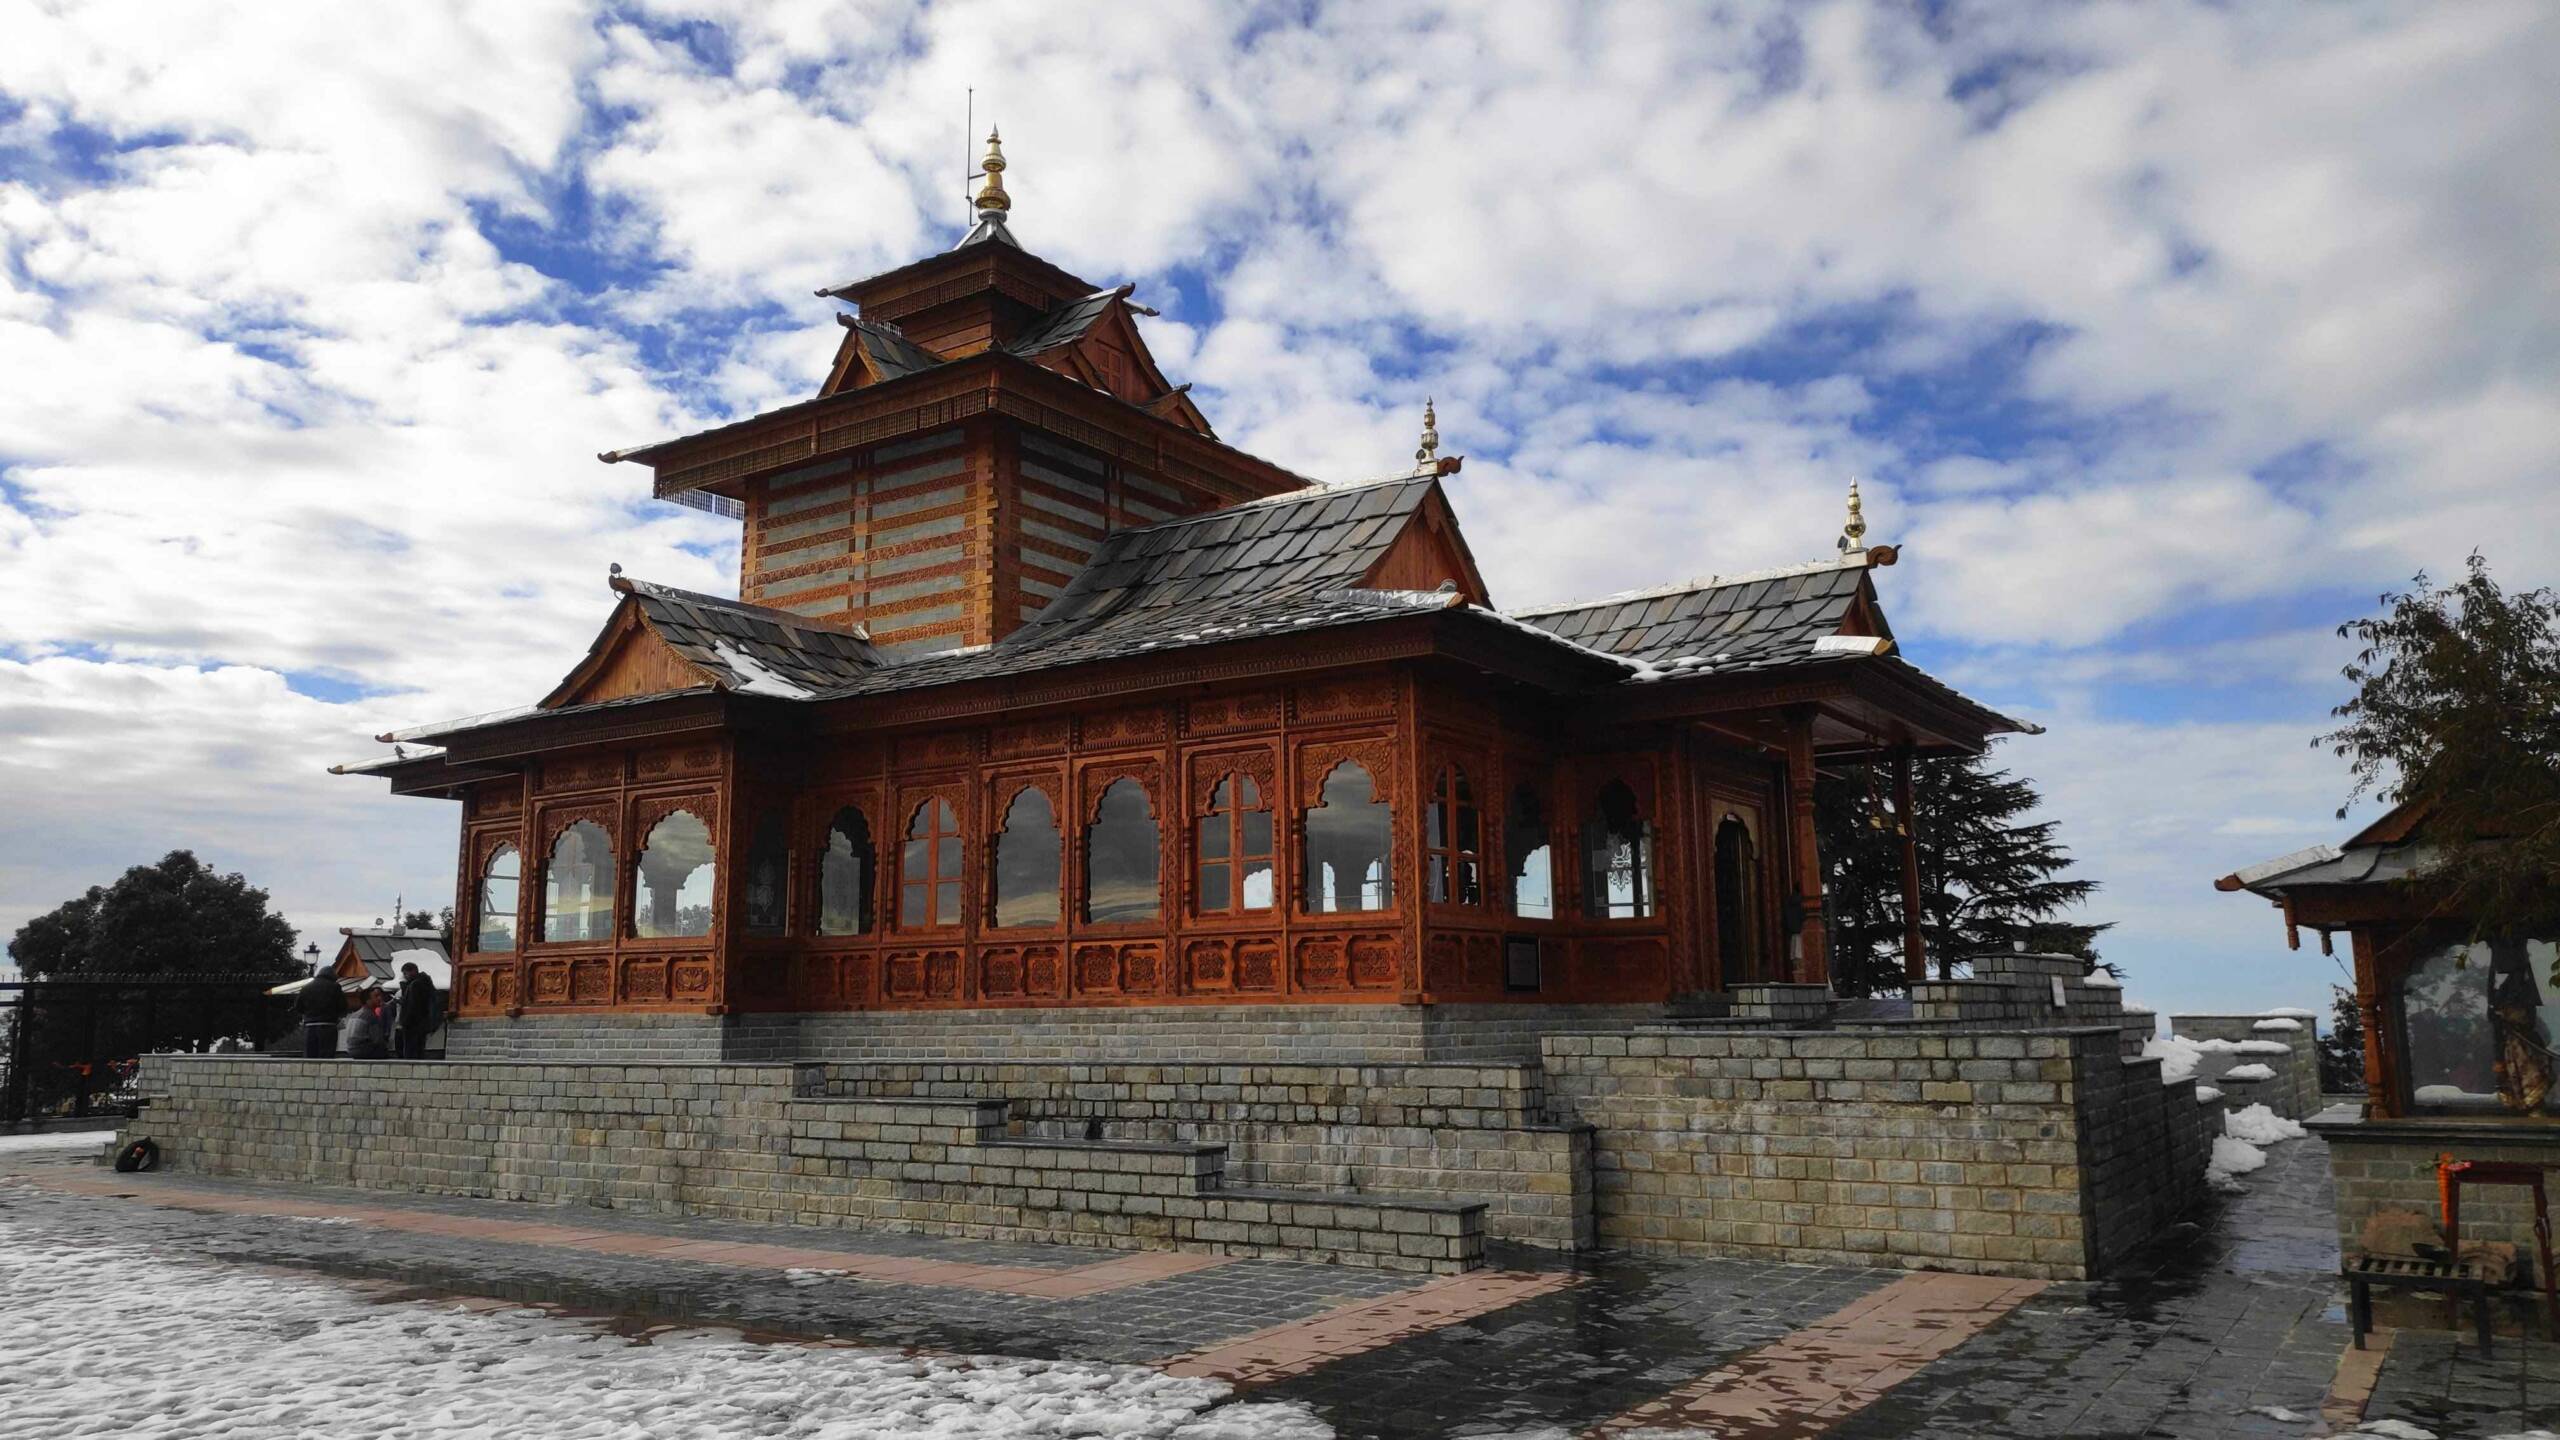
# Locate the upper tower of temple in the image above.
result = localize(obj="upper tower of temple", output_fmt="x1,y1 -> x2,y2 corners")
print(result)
603,131 -> 1298,655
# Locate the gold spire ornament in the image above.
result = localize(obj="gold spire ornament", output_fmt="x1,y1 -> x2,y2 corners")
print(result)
1839,478 -> 1867,554
974,127 -> 1010,216
1415,398 -> 1439,465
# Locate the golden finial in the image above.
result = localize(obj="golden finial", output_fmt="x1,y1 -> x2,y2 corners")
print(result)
974,127 -> 1010,215
1840,477 -> 1867,553
1414,398 -> 1439,465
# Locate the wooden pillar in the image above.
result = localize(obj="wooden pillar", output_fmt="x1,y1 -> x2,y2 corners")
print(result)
1784,707 -> 1828,987
2350,927 -> 2394,1118
1894,748 -> 1925,987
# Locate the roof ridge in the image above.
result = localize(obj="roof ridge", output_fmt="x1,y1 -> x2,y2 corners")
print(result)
1107,472 -> 1431,540
621,577 -> 873,639
1510,555 -> 1866,618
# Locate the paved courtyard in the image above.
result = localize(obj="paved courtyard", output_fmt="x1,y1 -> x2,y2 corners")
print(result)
1,1128 -> 2554,1438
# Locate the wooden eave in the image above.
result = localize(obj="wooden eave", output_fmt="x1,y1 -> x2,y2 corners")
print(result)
539,596 -> 719,709
819,240 -> 1100,319
427,690 -> 760,766
605,352 -> 1308,508
1595,655 -> 2019,759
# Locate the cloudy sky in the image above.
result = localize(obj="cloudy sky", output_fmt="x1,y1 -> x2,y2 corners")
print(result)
2,1 -> 2553,1012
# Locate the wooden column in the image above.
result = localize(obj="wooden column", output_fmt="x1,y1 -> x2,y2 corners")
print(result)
2351,927 -> 2394,1118
1784,707 -> 1828,987
1894,747 -> 1926,987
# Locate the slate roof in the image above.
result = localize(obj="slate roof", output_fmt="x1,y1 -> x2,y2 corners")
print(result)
1512,560 -> 1875,672
1008,287 -> 1128,359
2219,840 -> 2436,895
846,319 -> 942,381
619,579 -> 885,695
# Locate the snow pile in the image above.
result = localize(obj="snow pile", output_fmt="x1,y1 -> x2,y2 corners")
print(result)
2225,1063 -> 2277,1082
2251,1017 -> 2302,1033
2416,1084 -> 2498,1105
2234,1040 -> 2291,1056
2195,1087 -> 2224,1103
2224,1104 -> 2307,1145
707,641 -> 815,699
2261,1006 -> 2318,1019
0,1221 -> 1335,1439
2082,970 -> 2122,988
2144,1034 -> 2207,1085
2356,1423 -> 2438,1439
2207,1135 -> 2268,1193
0,1130 -> 102,1156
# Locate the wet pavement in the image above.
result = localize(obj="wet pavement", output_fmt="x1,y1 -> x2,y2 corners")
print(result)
3,1132 -> 2556,1437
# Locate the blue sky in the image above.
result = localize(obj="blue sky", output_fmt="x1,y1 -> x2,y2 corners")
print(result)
2,1 -> 2555,1016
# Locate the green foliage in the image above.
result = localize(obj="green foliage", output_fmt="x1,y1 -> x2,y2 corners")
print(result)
1817,747 -> 2108,998
8,850 -> 300,978
2319,553 -> 2560,943
2317,984 -> 2366,1094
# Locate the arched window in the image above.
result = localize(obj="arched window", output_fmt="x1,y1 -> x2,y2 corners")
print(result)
900,799 -> 963,928
1084,778 -> 1161,923
1505,784 -> 1552,919
1196,774 -> 1275,914
1583,779 -> 1653,920
1714,815 -> 1760,986
634,810 -> 716,939
1304,761 -> 1393,914
817,807 -> 872,936
1424,766 -> 1482,906
992,787 -> 1062,928
476,843 -> 520,953
743,817 -> 787,935
542,820 -> 614,943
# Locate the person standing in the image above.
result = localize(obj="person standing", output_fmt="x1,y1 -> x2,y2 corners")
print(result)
393,962 -> 437,1060
343,984 -> 391,1060
295,965 -> 348,1058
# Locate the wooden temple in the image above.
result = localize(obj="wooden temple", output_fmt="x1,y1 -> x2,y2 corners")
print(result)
342,134 -> 2027,1033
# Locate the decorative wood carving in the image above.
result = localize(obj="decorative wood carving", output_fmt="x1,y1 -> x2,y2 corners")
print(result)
493,968 -> 518,1010
1294,674 -> 1396,723
1184,690 -> 1280,737
896,730 -> 979,769
989,715 -> 1071,759
1024,946 -> 1063,997
925,950 -> 960,999
1296,737 -> 1398,810
1466,932 -> 1502,990
634,743 -> 721,781
1186,747 -> 1279,817
1080,706 -> 1168,750
1580,937 -> 1668,995
1424,934 -> 1467,992
1233,939 -> 1280,992
1120,942 -> 1162,995
1294,934 -> 1347,991
883,950 -> 928,1001
537,801 -> 618,851
672,959 -> 714,998
539,753 -> 621,794
633,790 -> 720,841
979,945 -> 1027,999
1183,938 -> 1230,991
1073,943 -> 1120,995
621,957 -> 669,1003
568,959 -> 613,1004
1079,759 -> 1164,822
460,965 -> 499,1012
987,769 -> 1067,820
1348,934 -> 1401,989
471,783 -> 523,819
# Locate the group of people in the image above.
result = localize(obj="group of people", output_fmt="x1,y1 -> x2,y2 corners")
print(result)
294,962 -> 440,1060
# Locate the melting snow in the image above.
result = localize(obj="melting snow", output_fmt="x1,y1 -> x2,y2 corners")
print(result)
0,1131 -> 101,1155
0,1220 -> 1334,1439
2224,1063 -> 2277,1082
2207,1135 -> 2267,1192
2225,1104 -> 2307,1146
2356,1422 -> 2438,1439
2083,971 -> 2122,989
2251,1017 -> 2302,1032
2144,1035 -> 2206,1085
708,641 -> 815,699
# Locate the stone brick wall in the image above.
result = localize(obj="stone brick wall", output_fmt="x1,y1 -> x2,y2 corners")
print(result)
444,1013 -> 731,1063
2313,1112 -> 2560,1289
2172,1013 -> 2320,1120
128,1056 -> 1481,1273
806,1059 -> 1592,1248
1540,1026 -> 2209,1280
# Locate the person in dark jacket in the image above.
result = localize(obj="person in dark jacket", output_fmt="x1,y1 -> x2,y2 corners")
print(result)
393,963 -> 437,1060
343,984 -> 391,1060
295,966 -> 348,1058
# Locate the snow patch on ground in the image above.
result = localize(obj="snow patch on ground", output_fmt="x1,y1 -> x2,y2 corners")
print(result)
2144,1034 -> 2206,1084
2225,1104 -> 2307,1146
2224,1063 -> 2277,1082
0,1221 -> 1335,1439
2356,1422 -> 2439,1439
0,1130 -> 102,1155
2207,1135 -> 2268,1193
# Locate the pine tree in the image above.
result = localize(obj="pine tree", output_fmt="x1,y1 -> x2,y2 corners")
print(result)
1816,747 -> 2107,997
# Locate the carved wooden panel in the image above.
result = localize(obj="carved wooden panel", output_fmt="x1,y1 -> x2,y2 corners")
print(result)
528,961 -> 571,1005
569,959 -> 614,1004
989,715 -> 1071,759
1466,932 -> 1503,990
882,948 -> 957,1001
1080,705 -> 1168,750
1073,943 -> 1120,995
925,950 -> 961,999
1120,942 -> 1163,996
1184,690 -> 1281,737
1424,934 -> 1467,992
493,968 -> 518,1010
537,800 -> 617,851
1183,938 -> 1230,991
1296,737 -> 1398,809
1579,937 -> 1669,995
986,768 -> 1067,820
1078,758 -> 1165,822
1294,673 -> 1396,723
459,965 -> 500,1013
470,783 -> 522,819
620,957 -> 669,1003
896,730 -> 979,770
634,743 -> 721,782
539,753 -> 621,794
672,959 -> 715,1000
1348,933 -> 1402,990
1233,938 -> 1280,993
1294,934 -> 1347,991
1185,746 -> 1279,816
633,789 -> 720,841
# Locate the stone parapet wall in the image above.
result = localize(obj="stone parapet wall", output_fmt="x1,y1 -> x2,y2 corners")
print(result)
128,1056 -> 1480,1273
1539,1026 -> 2207,1280
804,1059 -> 1590,1248
2313,1111 -> 2560,1290
2172,1013 -> 2320,1120
444,1013 -> 731,1064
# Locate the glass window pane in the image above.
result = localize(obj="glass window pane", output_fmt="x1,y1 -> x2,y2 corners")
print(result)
635,810 -> 716,939
1513,847 -> 1551,918
1505,785 -> 1550,919
477,844 -> 519,953
1085,778 -> 1161,923
1428,856 -> 1450,904
543,821 -> 614,943
1200,813 -> 1231,860
1237,775 -> 1260,808
1303,763 -> 1392,913
992,788 -> 1061,928
1242,808 -> 1272,858
743,819 -> 787,934
938,835 -> 962,876
1199,862 -> 1229,910
2404,941 -> 2497,1111
901,880 -> 927,928
1426,798 -> 1446,849
1459,858 -> 1482,907
819,809 -> 871,936
1241,860 -> 1274,911
1584,780 -> 1653,920
937,881 -> 960,919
